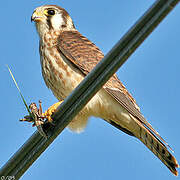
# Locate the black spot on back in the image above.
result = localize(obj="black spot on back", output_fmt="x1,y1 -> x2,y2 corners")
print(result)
145,133 -> 148,138
61,24 -> 67,28
168,154 -> 172,161
162,149 -> 165,154
157,143 -> 159,151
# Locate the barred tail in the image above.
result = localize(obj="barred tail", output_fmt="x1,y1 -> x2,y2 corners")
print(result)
132,116 -> 179,176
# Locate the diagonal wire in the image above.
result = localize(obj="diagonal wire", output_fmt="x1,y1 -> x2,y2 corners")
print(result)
0,0 -> 179,179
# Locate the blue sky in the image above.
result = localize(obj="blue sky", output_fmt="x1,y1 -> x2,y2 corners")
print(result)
1,1 -> 180,179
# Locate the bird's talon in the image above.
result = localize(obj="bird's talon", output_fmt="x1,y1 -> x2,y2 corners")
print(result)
43,101 -> 63,123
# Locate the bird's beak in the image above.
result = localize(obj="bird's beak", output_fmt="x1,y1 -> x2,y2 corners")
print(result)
31,11 -> 43,22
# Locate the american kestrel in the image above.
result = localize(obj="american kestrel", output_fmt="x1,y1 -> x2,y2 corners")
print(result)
31,5 -> 179,175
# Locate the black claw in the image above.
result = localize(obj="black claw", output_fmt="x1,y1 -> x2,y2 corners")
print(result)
50,121 -> 56,126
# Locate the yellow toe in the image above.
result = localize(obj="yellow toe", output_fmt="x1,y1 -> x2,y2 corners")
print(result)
43,101 -> 63,123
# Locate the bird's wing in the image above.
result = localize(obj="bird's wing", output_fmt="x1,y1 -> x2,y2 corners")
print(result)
57,30 -> 169,147
57,30 -> 104,74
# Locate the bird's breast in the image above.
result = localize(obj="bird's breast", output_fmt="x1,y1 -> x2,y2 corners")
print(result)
40,40 -> 84,100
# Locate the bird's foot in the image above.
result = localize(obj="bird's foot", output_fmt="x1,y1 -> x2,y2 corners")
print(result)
42,101 -> 63,124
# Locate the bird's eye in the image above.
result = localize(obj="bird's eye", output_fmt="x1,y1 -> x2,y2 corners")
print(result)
47,9 -> 55,16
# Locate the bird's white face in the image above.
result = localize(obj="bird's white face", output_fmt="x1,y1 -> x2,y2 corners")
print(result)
31,5 -> 75,37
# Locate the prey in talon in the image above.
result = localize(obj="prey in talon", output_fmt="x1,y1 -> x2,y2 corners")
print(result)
21,101 -> 63,138
7,65 -> 59,138
20,100 -> 47,138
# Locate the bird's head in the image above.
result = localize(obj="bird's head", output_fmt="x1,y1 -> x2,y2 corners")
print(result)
31,5 -> 75,37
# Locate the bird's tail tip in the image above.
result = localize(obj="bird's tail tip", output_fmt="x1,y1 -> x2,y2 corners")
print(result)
132,116 -> 179,176
172,160 -> 179,176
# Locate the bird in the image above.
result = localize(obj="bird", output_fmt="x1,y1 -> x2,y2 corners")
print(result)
31,5 -> 179,175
